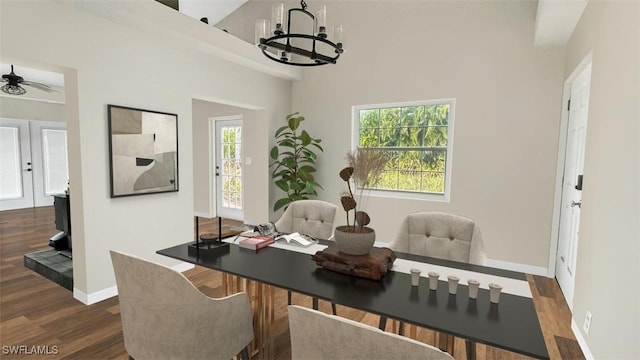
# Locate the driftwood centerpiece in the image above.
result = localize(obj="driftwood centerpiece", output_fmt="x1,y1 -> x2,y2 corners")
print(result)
312,243 -> 396,280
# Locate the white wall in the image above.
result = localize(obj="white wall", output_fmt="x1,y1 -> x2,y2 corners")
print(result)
565,1 -> 639,358
0,0 -> 291,302
222,1 -> 566,269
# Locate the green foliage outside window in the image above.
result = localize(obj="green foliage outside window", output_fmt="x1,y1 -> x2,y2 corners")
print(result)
221,126 -> 242,208
358,103 -> 451,194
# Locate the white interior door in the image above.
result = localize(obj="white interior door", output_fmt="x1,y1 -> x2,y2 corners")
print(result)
0,119 -> 34,210
556,64 -> 591,307
0,119 -> 68,211
214,118 -> 243,220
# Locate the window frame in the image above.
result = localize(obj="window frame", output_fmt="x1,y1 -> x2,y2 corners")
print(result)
351,99 -> 455,202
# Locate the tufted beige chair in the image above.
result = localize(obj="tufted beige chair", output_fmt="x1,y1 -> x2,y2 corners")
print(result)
389,212 -> 487,265
384,212 -> 487,352
275,200 -> 338,314
274,199 -> 338,240
288,305 -> 453,360
110,250 -> 254,360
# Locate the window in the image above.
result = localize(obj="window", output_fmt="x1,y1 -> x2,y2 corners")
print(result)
353,99 -> 454,200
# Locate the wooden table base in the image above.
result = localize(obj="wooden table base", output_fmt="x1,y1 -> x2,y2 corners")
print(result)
223,274 -> 275,359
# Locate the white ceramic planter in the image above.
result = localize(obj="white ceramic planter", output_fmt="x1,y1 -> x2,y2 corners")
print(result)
334,225 -> 375,255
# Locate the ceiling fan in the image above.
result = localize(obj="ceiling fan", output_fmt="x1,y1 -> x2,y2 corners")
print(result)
1,65 -> 59,95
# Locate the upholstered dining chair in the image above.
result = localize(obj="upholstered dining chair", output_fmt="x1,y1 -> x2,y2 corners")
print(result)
383,212 -> 487,351
275,200 -> 338,315
274,199 -> 338,314
288,305 -> 453,360
388,211 -> 487,265
274,199 -> 338,241
110,250 -> 253,360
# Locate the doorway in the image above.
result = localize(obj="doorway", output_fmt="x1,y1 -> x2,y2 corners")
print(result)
553,60 -> 592,308
213,117 -> 243,221
0,118 -> 68,211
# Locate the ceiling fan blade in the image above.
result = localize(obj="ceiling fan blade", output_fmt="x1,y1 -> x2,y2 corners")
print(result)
22,81 -> 60,93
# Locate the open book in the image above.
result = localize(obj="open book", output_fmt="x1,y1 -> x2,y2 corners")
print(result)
275,232 -> 315,247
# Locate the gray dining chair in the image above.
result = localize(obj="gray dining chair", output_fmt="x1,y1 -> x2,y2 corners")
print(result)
275,199 -> 339,314
384,211 -> 487,351
288,305 -> 453,360
110,250 -> 254,360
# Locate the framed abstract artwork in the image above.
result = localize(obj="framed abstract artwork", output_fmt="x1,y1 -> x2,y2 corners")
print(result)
107,105 -> 179,198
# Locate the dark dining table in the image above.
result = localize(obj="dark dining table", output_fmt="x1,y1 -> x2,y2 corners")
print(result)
157,240 -> 549,359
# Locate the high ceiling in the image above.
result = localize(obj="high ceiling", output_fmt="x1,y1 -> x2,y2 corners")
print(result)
2,0 -> 586,103
177,0 -> 247,25
534,0 -> 588,46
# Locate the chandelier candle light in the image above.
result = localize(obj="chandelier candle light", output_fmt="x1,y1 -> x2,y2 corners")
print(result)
255,1 -> 344,66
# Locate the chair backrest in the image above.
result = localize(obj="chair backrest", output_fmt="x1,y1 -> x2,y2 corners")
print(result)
288,305 -> 453,360
110,250 -> 253,360
389,212 -> 487,265
274,200 -> 338,239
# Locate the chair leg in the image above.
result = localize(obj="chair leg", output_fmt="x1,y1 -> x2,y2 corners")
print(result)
465,339 -> 476,360
378,316 -> 387,330
437,332 -> 455,354
239,346 -> 250,360
310,298 -> 336,314
288,290 -> 292,305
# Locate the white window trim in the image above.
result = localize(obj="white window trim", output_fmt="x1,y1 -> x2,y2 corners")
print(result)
351,99 -> 455,202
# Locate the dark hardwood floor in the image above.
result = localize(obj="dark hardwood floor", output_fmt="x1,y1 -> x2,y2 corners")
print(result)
0,206 -> 584,359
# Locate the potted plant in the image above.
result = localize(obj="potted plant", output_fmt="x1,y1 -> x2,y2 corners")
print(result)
334,148 -> 388,255
270,113 -> 324,211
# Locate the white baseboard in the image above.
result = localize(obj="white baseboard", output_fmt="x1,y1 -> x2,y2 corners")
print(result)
486,259 -> 548,276
171,262 -> 195,273
572,318 -> 595,359
73,285 -> 118,305
72,263 -> 193,305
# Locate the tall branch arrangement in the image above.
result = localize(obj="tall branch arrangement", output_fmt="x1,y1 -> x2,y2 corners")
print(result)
339,149 -> 388,232
270,113 -> 324,211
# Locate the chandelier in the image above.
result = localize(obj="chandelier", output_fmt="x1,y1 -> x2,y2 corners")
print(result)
255,1 -> 344,66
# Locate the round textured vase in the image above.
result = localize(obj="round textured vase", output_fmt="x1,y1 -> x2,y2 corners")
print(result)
334,226 -> 375,255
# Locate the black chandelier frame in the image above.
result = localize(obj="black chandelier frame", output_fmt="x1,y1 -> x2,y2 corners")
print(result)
258,1 -> 343,67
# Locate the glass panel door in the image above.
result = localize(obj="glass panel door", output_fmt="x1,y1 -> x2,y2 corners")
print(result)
215,118 -> 243,220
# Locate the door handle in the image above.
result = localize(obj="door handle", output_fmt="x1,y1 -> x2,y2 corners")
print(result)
575,174 -> 583,190
570,200 -> 582,208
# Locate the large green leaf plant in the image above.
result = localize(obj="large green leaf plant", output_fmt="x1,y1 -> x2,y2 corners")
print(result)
270,113 -> 324,211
